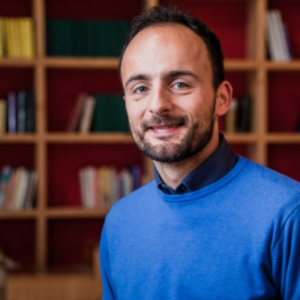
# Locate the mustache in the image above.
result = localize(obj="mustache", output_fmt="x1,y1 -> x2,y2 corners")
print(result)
141,115 -> 188,130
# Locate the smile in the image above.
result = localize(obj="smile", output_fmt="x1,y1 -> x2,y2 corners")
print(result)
147,123 -> 183,130
145,122 -> 184,136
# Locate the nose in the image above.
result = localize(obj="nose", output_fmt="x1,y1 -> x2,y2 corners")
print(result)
148,86 -> 173,116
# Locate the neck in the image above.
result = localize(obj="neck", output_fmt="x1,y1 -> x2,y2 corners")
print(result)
154,131 -> 220,189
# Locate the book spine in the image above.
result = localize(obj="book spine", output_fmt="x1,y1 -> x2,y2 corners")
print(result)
0,100 -> 7,135
7,91 -> 17,134
25,91 -> 35,133
17,90 -> 26,133
79,96 -> 96,133
225,98 -> 238,133
0,166 -> 12,209
66,93 -> 87,132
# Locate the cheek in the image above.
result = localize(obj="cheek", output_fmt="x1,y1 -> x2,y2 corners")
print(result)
125,103 -> 144,125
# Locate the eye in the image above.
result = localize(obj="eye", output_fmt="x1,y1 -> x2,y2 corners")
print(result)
134,86 -> 148,93
173,81 -> 188,89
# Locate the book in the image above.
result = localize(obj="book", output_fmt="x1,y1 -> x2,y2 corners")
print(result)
7,91 -> 17,134
13,168 -> 30,210
13,18 -> 22,58
4,18 -> 13,57
46,19 -> 130,57
91,95 -> 129,132
0,18 -> 4,58
0,166 -> 12,209
237,95 -> 252,132
273,10 -> 291,61
79,167 -> 97,208
266,11 -> 280,61
25,91 -> 35,132
23,171 -> 38,209
0,100 -> 7,135
3,169 -> 17,209
266,10 -> 291,61
79,96 -> 96,133
17,90 -> 26,133
19,18 -> 35,58
66,93 -> 87,132
225,97 -> 238,133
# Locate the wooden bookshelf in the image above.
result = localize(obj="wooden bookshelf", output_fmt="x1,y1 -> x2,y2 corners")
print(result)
0,0 -> 300,299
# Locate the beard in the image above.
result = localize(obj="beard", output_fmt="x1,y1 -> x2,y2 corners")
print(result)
129,100 -> 216,163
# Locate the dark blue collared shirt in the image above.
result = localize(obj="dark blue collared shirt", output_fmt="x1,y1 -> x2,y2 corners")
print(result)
154,134 -> 237,194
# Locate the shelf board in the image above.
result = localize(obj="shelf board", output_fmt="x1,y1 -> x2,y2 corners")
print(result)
44,57 -> 119,69
265,60 -> 300,71
224,133 -> 259,143
266,133 -> 300,143
46,133 -> 134,143
224,60 -> 258,71
0,210 -> 38,219
0,58 -> 36,67
46,207 -> 109,218
0,134 -> 38,143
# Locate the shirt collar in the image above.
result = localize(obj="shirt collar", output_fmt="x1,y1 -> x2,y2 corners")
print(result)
154,133 -> 237,195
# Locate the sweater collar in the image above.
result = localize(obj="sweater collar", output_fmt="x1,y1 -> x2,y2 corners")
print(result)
154,133 -> 237,194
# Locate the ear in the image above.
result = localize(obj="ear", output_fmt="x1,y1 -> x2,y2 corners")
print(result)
215,81 -> 233,117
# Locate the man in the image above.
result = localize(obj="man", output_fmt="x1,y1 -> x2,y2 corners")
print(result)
100,6 -> 300,300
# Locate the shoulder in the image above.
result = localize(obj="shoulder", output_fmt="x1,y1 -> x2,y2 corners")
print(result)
238,156 -> 299,190
236,156 -> 300,209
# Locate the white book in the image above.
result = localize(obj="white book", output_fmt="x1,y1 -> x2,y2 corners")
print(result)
83,166 -> 96,208
13,168 -> 30,210
266,11 -> 281,61
267,10 -> 290,61
273,9 -> 291,60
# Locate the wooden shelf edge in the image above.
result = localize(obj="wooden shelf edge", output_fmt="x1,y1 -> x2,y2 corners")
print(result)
266,133 -> 300,143
0,210 -> 38,219
224,60 -> 259,71
0,134 -> 38,143
265,60 -> 300,71
0,58 -> 36,67
223,133 -> 259,143
46,207 -> 110,218
44,57 -> 119,69
46,133 -> 134,143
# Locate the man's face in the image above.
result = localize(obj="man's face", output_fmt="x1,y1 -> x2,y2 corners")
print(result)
121,24 -> 218,163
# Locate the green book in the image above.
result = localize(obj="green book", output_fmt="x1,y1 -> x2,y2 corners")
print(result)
91,95 -> 128,132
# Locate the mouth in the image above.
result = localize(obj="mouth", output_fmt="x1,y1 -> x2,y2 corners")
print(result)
144,117 -> 186,136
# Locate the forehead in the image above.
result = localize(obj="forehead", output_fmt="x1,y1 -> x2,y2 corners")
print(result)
121,24 -> 211,81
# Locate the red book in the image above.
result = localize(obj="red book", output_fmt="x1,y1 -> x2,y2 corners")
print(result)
66,93 -> 87,132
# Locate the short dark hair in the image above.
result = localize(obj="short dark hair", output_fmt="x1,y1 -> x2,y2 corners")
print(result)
119,5 -> 225,90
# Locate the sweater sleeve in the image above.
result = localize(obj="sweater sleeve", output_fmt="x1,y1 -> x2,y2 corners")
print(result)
100,224 -> 116,300
271,204 -> 300,300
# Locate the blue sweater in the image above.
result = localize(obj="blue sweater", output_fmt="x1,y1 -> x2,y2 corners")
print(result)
100,157 -> 300,300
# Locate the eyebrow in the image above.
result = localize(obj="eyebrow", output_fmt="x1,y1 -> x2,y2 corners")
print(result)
124,70 -> 199,89
162,70 -> 199,81
124,74 -> 150,89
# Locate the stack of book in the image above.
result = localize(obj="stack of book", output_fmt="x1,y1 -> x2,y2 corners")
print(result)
0,90 -> 35,135
0,166 -> 38,210
266,9 -> 292,61
67,93 -> 128,133
0,17 -> 35,58
47,19 -> 130,57
225,95 -> 252,133
78,165 -> 141,209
